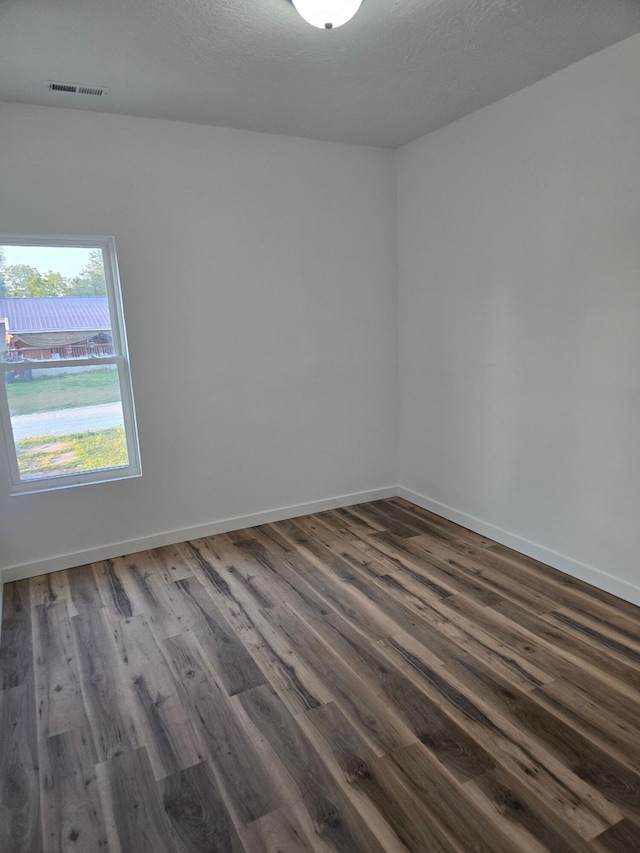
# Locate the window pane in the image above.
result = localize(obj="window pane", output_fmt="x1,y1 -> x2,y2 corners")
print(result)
0,244 -> 112,362
5,365 -> 129,481
1,235 -> 140,493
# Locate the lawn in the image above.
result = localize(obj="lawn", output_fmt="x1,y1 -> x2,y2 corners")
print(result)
6,368 -> 121,416
17,427 -> 128,479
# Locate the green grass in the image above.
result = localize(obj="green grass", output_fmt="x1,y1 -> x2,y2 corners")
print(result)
6,369 -> 121,416
17,427 -> 128,479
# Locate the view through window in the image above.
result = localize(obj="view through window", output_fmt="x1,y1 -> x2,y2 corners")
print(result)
0,236 -> 140,493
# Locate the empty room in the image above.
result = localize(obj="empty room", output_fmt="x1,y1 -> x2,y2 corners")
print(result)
1,0 -> 640,850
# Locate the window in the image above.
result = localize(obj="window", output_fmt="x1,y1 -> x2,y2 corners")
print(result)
0,235 -> 141,494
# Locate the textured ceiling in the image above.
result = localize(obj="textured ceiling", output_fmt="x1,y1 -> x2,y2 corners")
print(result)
1,0 -> 640,147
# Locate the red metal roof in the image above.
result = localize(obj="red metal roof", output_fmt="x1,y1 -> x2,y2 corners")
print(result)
0,297 -> 110,333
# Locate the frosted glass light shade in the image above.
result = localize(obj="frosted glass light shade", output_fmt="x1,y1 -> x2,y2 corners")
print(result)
292,0 -> 363,29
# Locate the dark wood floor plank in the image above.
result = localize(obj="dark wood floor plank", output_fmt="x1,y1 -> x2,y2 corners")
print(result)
453,536 -> 633,636
162,631 -> 284,825
221,611 -> 330,716
302,700 -> 447,852
230,548 -> 330,615
160,760 -> 246,853
239,804 -> 322,853
544,607 -> 640,668
355,535 -> 460,598
345,502 -> 425,539
410,533 -> 560,614
370,531 -> 506,606
369,498 -> 464,544
311,561 -> 464,665
493,599 -> 640,694
223,522 -> 403,644
556,600 -> 640,648
95,554 -> 190,636
308,608 -> 496,782
291,514 -> 399,574
171,577 -> 266,696
40,726 -> 107,853
375,569 -> 456,621
280,514 -> 387,577
531,678 -> 640,772
442,592 -> 640,731
123,562 -> 189,640
220,537 -> 400,646
464,765 -> 596,853
148,544 -> 194,582
238,684 -> 389,853
591,818 -> 640,852
113,613 -> 203,780
3,497 -> 640,851
291,513 -> 410,581
381,742 -> 519,853
93,558 -> 135,620
420,599 -> 555,692
285,553 -> 402,640
388,497 -> 495,546
175,542 -> 333,715
311,508 -> 364,538
553,594 -> 640,646
447,654 -> 640,822
270,609 -> 415,753
33,600 -> 89,741
250,523 -> 296,554
31,570 -> 79,618
67,564 -> 104,616
274,526 -> 466,664
443,541 -> 603,618
0,681 -> 42,853
96,746 -> 180,853
329,505 -> 394,537
486,541 -> 640,622
380,744 -> 528,853
243,603 -> 416,756
293,515 -> 460,623
376,634 -> 623,839
0,578 -> 34,690
351,564 -> 548,691
71,606 -> 141,763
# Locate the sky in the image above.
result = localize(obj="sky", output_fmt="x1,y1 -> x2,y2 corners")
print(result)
1,245 -> 96,279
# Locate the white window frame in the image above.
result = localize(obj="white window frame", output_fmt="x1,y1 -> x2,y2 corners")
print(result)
0,235 -> 141,495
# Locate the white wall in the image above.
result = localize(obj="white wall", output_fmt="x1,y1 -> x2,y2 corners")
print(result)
397,34 -> 640,604
0,103 -> 398,578
3,34 -> 640,607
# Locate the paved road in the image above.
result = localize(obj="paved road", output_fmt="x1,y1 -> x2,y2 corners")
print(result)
11,402 -> 125,442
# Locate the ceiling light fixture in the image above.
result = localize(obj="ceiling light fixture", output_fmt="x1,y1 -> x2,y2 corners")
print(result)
292,0 -> 363,29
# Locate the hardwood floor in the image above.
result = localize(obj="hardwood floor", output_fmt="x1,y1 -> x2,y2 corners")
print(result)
1,497 -> 640,851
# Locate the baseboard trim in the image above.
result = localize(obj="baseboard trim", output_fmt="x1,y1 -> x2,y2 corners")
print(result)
0,486 -> 397,586
398,487 -> 640,608
2,483 -> 638,643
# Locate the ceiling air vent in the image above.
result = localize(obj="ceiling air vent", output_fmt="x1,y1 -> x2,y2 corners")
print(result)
78,86 -> 105,96
48,81 -> 106,96
49,82 -> 77,93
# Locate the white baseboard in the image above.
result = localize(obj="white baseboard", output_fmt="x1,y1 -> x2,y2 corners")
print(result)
0,486 -> 397,586
398,487 -> 640,608
2,484 -> 638,644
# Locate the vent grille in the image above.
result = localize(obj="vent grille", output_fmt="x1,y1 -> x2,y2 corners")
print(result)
78,86 -> 105,96
48,81 -> 106,97
49,82 -> 77,93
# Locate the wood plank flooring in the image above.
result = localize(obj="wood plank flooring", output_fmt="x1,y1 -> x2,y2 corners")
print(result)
2,498 -> 640,851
